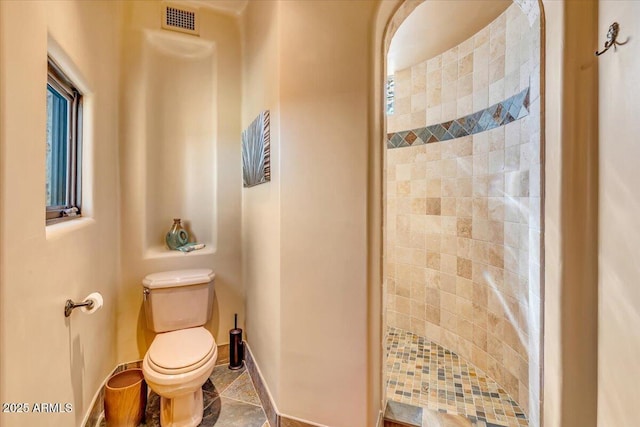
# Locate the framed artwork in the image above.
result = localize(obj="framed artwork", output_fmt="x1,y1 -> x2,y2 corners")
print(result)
242,110 -> 270,188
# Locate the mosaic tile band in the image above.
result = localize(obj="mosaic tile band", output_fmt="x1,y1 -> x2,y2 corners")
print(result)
387,88 -> 530,149
386,327 -> 528,427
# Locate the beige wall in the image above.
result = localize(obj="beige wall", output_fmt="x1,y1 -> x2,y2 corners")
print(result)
545,1 -> 600,426
241,0 -> 282,406
385,3 -> 541,414
117,1 -> 243,361
598,1 -> 640,426
241,1 -> 380,425
558,2 -> 600,425
278,1 -> 377,424
0,1 -> 122,425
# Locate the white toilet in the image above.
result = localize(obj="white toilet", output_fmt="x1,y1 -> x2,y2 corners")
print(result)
141,269 -> 218,427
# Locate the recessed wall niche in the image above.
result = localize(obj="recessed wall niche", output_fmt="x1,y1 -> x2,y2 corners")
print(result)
142,30 -> 217,257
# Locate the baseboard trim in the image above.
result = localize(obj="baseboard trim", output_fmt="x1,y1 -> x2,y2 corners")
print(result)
244,343 -> 342,427
279,412 -> 329,427
216,342 -> 230,365
244,342 -> 280,427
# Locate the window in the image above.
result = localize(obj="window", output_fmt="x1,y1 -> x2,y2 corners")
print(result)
46,57 -> 82,223
386,76 -> 395,115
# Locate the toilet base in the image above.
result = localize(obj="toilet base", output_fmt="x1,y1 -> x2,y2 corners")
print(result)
159,388 -> 203,427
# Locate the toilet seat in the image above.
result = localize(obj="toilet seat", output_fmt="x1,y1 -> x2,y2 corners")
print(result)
147,327 -> 215,375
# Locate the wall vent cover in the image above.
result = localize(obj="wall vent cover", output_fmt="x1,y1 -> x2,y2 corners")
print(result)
162,3 -> 199,36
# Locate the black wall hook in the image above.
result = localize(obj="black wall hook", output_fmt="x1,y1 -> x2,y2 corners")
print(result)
596,22 -> 629,56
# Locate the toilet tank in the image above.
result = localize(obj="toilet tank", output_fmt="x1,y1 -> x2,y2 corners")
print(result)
142,269 -> 215,333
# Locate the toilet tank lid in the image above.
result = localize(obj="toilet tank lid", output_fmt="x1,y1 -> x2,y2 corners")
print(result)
142,269 -> 215,289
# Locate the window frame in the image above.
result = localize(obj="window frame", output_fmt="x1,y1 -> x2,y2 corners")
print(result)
46,57 -> 83,224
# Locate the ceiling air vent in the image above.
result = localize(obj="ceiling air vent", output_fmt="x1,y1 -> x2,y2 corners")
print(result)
162,3 -> 199,36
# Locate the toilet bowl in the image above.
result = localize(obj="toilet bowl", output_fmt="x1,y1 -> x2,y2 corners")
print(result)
140,269 -> 218,427
142,327 -> 218,427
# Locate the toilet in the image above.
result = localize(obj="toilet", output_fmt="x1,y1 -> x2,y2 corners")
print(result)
141,269 -> 218,427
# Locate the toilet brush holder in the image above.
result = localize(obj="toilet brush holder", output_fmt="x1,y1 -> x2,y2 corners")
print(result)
229,313 -> 244,370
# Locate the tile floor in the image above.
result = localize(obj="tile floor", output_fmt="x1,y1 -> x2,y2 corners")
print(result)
386,327 -> 528,427
100,363 -> 269,427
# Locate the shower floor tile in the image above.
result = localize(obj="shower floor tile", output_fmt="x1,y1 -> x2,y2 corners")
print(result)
386,327 -> 528,427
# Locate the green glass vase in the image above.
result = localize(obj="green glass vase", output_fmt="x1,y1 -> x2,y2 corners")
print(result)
166,218 -> 189,250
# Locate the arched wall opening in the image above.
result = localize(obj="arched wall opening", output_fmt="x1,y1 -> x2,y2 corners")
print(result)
378,1 -> 544,425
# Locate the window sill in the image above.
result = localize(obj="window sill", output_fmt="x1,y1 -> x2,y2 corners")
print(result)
46,216 -> 95,241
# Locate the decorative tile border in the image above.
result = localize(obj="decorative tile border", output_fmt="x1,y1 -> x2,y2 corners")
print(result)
387,88 -> 530,149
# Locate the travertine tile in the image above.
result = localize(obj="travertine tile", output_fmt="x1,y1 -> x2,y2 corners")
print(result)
443,46 -> 458,65
441,277 -> 457,299
457,94 -> 473,117
441,235 -> 457,255
456,238 -> 472,259
441,253 -> 458,275
411,92 -> 426,113
427,55 -> 442,72
489,55 -> 506,83
426,178 -> 442,197
441,197 -> 457,216
424,253 -> 439,272
490,31 -> 506,61
473,197 -> 489,219
474,26 -> 490,48
488,244 -> 505,268
411,198 -> 426,215
457,197 -> 473,217
458,52 -> 474,77
457,257 -> 473,279
457,73 -> 473,98
425,198 -> 441,215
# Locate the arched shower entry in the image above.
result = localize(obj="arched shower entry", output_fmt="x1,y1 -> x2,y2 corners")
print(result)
381,1 -> 544,425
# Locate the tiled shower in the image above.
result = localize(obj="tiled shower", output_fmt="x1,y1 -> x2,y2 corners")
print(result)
384,3 -> 542,426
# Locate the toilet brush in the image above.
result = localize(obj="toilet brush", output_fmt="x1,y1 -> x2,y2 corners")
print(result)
229,313 -> 244,370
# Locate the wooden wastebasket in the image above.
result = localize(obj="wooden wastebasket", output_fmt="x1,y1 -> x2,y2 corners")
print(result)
104,369 -> 147,427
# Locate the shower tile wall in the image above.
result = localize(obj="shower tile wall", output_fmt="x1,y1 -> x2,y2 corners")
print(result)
388,6 -> 532,134
384,4 -> 541,418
